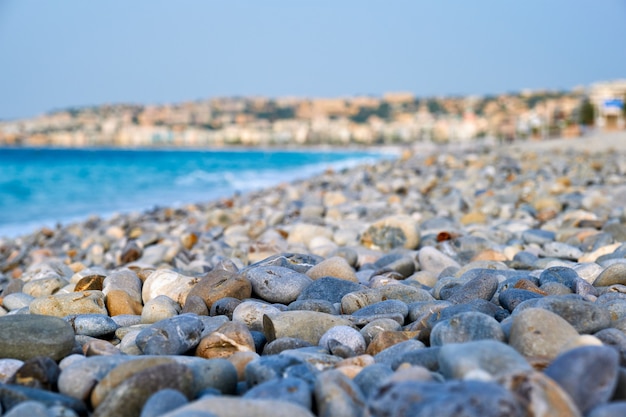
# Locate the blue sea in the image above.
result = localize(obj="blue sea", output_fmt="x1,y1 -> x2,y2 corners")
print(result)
0,147 -> 388,238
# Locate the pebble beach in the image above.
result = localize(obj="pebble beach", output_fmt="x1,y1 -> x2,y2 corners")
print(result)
1,133 -> 626,416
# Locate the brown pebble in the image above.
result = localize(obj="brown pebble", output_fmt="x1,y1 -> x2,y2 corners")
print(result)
514,279 -> 548,295
366,331 -> 416,356
106,289 -> 143,316
74,274 -> 106,292
83,339 -> 122,357
195,321 -> 255,359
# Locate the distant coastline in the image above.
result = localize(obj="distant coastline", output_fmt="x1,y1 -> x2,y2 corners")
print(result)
1,80 -> 624,149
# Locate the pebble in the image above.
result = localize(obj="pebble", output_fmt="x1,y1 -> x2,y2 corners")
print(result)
5,142 -> 626,415
29,290 -> 108,317
314,369 -> 366,417
430,311 -> 505,346
305,256 -> 358,282
509,307 -> 579,360
141,295 -> 181,324
368,379 -> 525,417
195,321 -> 255,359
136,313 -> 204,355
438,340 -> 532,380
544,346 -> 620,414
243,377 -> 312,409
140,388 -> 189,417
244,266 -> 312,304
0,315 -> 75,361
318,325 -> 366,355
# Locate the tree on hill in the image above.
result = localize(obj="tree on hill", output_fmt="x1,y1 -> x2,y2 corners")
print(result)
579,98 -> 595,126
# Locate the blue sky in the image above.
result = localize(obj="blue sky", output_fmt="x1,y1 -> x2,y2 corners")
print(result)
1,0 -> 625,120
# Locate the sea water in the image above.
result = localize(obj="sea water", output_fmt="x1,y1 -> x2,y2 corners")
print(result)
0,147 -> 388,238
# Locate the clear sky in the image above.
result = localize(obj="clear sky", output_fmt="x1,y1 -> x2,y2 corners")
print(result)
1,0 -> 625,120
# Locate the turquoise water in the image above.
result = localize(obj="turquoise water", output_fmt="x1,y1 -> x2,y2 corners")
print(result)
0,147 -> 386,238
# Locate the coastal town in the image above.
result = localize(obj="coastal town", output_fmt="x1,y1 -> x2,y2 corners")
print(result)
1,79 -> 625,148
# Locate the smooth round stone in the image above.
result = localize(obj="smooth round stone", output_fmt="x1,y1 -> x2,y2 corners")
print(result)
319,325 -> 366,355
288,299 -> 337,314
93,363 -> 194,417
544,346 -> 619,414
539,266 -> 579,290
445,272 -> 499,304
522,229 -> 556,245
374,255 -> 416,278
83,338 -> 123,357
232,300 -> 282,332
106,289 -> 143,316
141,269 -> 197,305
351,299 -> 409,321
159,397 -> 315,417
263,337 -> 313,355
182,295 -> 209,316
243,377 -> 312,410
394,346 -> 441,371
438,340 -> 531,380
0,315 -> 75,361
361,215 -> 421,251
197,315 -> 230,338
509,307 -> 579,360
58,355 -> 135,401
136,314 -> 204,355
22,276 -> 69,298
573,262 -> 605,284
187,269 -> 252,310
430,311 -> 505,346
542,242 -> 583,260
426,299 -> 504,333
407,300 -> 452,323
368,379 -> 525,417
263,311 -> 354,345
245,355 -> 305,387
515,294 -> 611,334
373,340 -> 425,366
360,318 -> 402,345
2,293 -> 35,311
245,266 -> 312,304
594,263 -> 626,287
498,289 -> 544,312
595,294 -> 626,322
209,297 -> 241,319
246,253 -> 323,274
173,357 -> 238,395
116,327 -> 142,354
305,256 -> 358,282
314,369 -> 366,417
353,363 -> 394,398
91,357 -> 179,407
499,370 -> 582,417
296,277 -> 364,304
540,281 -> 573,295
140,388 -> 189,417
417,246 -> 461,275
29,290 -> 107,317
102,269 -> 142,303
377,285 -> 434,304
64,314 -> 119,337
141,295 -> 181,324
594,328 -> 626,364
0,358 -> 23,382
196,321 -> 255,359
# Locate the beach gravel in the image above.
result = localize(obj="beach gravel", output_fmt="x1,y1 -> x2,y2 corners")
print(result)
2,134 -> 626,415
